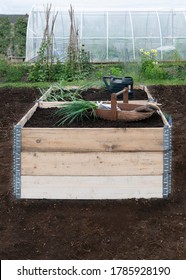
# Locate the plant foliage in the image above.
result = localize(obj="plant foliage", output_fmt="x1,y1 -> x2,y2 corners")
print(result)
139,49 -> 167,80
28,5 -> 92,82
12,17 -> 27,57
44,84 -> 82,101
56,100 -> 98,125
0,17 -> 11,55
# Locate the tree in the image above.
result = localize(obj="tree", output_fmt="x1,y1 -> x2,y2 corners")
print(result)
12,16 -> 28,57
0,17 -> 11,55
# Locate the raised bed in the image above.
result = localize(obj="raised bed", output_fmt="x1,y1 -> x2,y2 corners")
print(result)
13,87 -> 172,200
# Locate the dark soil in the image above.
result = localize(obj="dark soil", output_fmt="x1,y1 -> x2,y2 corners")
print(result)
80,87 -> 147,101
25,108 -> 163,128
25,88 -> 163,128
0,87 -> 40,194
0,85 -> 186,260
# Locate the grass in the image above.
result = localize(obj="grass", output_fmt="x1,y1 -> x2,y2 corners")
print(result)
0,75 -> 186,89
1,78 -> 186,90
0,79 -> 106,89
137,78 -> 186,86
0,82 -> 51,88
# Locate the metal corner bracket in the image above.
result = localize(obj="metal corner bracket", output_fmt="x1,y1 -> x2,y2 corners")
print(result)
163,124 -> 172,198
13,124 -> 22,199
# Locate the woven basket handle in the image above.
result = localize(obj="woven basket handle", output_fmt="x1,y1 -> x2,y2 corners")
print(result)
110,87 -> 128,120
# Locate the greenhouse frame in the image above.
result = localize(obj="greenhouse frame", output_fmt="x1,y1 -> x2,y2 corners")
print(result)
26,6 -> 186,62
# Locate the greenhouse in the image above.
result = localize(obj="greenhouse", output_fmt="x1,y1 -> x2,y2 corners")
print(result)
26,6 -> 186,62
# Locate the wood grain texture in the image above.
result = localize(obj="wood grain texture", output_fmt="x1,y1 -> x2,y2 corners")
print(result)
22,127 -> 164,152
38,100 -> 148,108
17,103 -> 38,127
21,175 -> 163,199
21,151 -> 163,176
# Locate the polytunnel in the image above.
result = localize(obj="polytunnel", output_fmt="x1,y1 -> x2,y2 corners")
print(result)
26,6 -> 186,62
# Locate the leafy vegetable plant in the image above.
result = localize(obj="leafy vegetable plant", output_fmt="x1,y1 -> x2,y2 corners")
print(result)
56,100 -> 98,125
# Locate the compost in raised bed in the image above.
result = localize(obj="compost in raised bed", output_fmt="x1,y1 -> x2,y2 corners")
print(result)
25,107 -> 164,128
26,87 -> 164,128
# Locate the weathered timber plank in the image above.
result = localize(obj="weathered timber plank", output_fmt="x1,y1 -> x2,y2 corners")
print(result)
140,85 -> 154,101
38,86 -> 53,101
21,151 -> 163,176
38,100 -> 148,108
17,103 -> 38,127
21,175 -> 163,199
141,85 -> 170,127
38,101 -> 66,108
22,127 -> 164,152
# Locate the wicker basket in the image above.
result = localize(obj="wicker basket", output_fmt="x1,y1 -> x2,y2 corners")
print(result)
96,88 -> 155,122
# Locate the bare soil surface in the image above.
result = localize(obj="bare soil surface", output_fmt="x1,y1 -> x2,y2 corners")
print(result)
25,108 -> 163,128
0,85 -> 186,260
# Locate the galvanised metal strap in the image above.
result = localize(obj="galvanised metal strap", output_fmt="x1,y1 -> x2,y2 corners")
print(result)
163,123 -> 172,198
13,124 -> 22,198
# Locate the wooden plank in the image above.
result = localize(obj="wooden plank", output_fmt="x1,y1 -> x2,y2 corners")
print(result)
140,85 -> 154,101
129,100 -> 147,105
38,86 -> 53,101
21,175 -> 163,199
38,100 -> 148,108
22,127 -> 164,152
140,85 -> 170,127
21,151 -> 163,176
38,101 -> 66,108
17,103 -> 38,127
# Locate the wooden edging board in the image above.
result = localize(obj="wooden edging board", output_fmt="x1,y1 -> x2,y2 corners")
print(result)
21,127 -> 164,152
38,100 -> 148,108
21,151 -> 163,176
21,176 -> 163,199
17,103 -> 38,127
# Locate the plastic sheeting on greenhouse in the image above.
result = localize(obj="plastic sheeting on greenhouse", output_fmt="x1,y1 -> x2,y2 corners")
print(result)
26,6 -> 186,62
